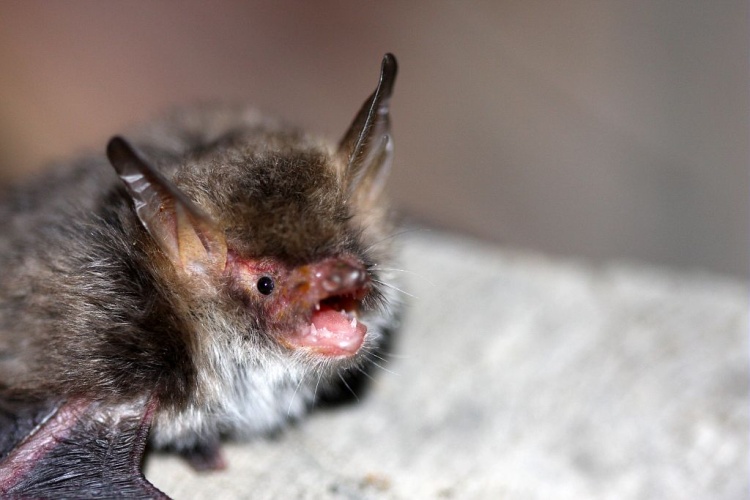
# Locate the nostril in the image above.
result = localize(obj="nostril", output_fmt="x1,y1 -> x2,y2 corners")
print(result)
349,268 -> 362,283
322,273 -> 344,292
319,262 -> 367,293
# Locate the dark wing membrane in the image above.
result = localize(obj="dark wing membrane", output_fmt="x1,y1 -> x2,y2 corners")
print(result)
0,395 -> 168,499
0,396 -> 59,461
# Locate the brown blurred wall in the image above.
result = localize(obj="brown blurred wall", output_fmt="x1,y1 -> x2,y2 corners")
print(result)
0,0 -> 747,276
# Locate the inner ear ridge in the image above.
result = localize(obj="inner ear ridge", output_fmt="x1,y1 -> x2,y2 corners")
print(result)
351,134 -> 393,205
107,136 -> 227,273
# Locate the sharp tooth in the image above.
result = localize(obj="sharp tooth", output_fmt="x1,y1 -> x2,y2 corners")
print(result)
315,303 -> 320,311
350,317 -> 357,328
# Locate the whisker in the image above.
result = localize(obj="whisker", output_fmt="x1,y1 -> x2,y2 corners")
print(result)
371,267 -> 436,288
360,347 -> 390,364
312,372 -> 324,407
368,351 -> 410,360
337,372 -> 359,402
372,264 -> 429,273
279,350 -> 299,376
287,372 -> 308,417
372,278 -> 418,299
362,352 -> 398,376
363,227 -> 430,253
374,349 -> 410,359
354,366 -> 377,382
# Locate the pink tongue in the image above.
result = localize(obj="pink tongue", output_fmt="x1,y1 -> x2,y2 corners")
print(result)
299,309 -> 367,356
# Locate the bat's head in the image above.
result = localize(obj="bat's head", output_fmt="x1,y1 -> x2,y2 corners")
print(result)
106,55 -> 398,410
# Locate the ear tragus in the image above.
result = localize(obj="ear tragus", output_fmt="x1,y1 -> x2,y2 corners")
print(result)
338,53 -> 398,203
106,136 -> 227,275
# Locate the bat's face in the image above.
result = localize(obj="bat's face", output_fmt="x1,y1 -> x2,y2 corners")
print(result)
184,139 -> 391,365
228,252 -> 371,358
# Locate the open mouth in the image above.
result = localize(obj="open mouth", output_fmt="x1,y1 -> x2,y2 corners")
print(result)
285,260 -> 370,357
304,303 -> 367,356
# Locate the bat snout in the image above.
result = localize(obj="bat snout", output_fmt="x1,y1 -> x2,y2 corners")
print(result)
279,257 -> 371,357
317,260 -> 368,295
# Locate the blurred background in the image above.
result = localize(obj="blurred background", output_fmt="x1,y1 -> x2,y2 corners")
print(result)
0,1 -> 746,276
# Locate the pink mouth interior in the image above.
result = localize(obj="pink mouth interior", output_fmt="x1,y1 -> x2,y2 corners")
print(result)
294,308 -> 367,356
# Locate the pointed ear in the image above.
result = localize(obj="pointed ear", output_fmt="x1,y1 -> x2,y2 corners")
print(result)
106,136 -> 227,275
338,53 -> 398,203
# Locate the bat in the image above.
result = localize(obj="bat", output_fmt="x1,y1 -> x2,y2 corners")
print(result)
0,53 -> 399,498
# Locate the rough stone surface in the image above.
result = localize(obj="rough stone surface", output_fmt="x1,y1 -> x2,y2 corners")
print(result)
145,231 -> 748,499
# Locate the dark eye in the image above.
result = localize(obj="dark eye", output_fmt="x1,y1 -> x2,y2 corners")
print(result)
256,276 -> 275,295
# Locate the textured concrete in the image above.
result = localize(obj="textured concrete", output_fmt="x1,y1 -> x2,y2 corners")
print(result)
145,231 -> 748,499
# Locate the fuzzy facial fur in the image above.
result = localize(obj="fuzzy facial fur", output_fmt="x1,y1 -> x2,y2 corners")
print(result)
0,55 -> 399,450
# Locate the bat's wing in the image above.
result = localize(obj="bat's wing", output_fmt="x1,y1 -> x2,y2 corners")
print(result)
0,395 -> 168,499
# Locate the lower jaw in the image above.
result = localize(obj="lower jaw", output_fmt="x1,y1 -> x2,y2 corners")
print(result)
279,307 -> 368,358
